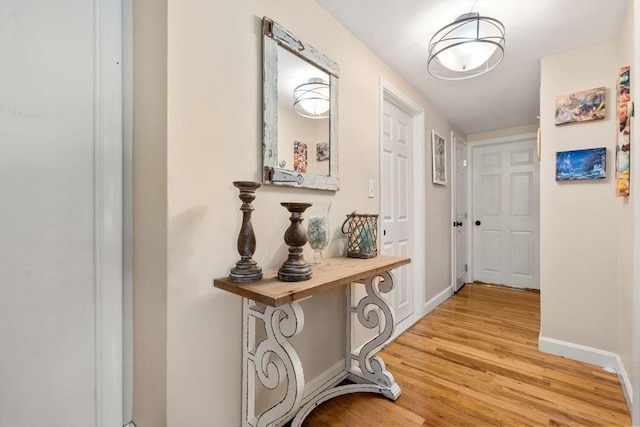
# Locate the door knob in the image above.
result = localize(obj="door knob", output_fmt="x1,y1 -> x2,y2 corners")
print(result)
475,220 -> 481,226
456,221 -> 463,227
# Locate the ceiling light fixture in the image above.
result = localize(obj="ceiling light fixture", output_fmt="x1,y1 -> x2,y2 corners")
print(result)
293,78 -> 330,119
427,12 -> 505,80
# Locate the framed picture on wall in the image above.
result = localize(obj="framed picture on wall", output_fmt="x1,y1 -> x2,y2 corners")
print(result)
432,130 -> 446,185
555,147 -> 606,181
554,87 -> 606,125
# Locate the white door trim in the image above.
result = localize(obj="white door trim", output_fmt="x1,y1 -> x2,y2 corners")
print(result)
122,0 -> 134,423
467,132 -> 537,286
379,78 -> 425,337
450,131 -> 468,293
95,0 -> 123,425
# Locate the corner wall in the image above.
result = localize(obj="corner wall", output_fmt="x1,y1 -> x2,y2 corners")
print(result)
616,0 -> 636,409
132,1 -> 168,425
539,41 -> 620,354
539,4 -> 638,413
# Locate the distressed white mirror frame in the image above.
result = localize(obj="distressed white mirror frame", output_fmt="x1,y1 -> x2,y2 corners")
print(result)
262,17 -> 340,191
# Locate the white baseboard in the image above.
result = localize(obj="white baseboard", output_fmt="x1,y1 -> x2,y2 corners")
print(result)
124,422 -> 136,427
616,354 -> 634,416
425,286 -> 453,313
538,335 -> 618,370
538,335 -> 633,416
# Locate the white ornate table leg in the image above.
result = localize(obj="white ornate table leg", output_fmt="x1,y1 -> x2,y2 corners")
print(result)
348,270 -> 401,398
242,298 -> 305,427
290,270 -> 401,426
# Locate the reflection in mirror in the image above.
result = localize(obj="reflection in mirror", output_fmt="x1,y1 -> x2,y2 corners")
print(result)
263,17 -> 339,191
277,47 -> 330,177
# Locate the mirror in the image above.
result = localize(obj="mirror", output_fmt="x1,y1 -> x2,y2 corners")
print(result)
262,17 -> 339,191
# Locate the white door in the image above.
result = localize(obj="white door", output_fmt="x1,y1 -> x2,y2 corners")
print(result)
471,138 -> 539,289
0,1 -> 123,425
381,99 -> 413,323
452,134 -> 468,292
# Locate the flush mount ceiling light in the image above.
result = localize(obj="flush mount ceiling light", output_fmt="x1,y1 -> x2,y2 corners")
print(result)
293,77 -> 330,119
427,12 -> 505,80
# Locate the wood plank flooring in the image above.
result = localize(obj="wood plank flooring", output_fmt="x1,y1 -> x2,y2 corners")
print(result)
303,283 -> 631,426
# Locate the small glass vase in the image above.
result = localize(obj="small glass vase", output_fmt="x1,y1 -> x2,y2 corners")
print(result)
307,202 -> 331,264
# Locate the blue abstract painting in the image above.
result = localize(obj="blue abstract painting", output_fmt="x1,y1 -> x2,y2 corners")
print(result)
555,147 -> 606,181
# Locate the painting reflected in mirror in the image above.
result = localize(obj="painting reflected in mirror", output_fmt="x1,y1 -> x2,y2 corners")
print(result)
263,17 -> 339,191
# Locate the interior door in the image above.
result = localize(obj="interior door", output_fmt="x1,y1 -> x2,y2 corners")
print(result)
471,138 -> 539,289
381,99 -> 413,324
0,1 -> 123,425
453,135 -> 468,292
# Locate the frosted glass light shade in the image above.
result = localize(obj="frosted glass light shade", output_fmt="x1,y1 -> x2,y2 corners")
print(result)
293,78 -> 330,119
428,12 -> 505,80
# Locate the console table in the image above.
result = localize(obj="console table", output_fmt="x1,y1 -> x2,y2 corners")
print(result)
214,255 -> 411,427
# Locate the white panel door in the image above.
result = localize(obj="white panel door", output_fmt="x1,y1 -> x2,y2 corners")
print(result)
471,139 -> 539,289
453,136 -> 468,292
381,100 -> 413,323
0,1 -> 123,425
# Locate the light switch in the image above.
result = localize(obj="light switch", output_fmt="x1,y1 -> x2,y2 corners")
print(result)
368,180 -> 374,198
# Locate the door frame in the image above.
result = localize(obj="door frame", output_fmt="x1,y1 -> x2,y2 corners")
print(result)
467,132 -> 538,285
450,131 -> 468,293
96,0 -> 124,424
379,78 -> 426,337
122,0 -> 134,423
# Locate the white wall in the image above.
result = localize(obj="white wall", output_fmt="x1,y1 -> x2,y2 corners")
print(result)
540,41 -> 620,352
467,124 -> 539,143
632,1 -> 640,422
130,0 -> 458,425
616,0 -> 636,404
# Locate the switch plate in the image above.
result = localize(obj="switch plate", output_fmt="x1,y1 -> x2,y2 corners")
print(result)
368,180 -> 374,198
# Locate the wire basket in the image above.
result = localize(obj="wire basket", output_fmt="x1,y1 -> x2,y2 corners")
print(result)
341,212 -> 378,258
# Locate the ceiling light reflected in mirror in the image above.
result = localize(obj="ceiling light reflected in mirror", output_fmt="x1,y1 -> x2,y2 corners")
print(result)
293,78 -> 330,119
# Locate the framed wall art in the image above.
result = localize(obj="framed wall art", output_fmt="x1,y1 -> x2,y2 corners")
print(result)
431,130 -> 446,185
555,87 -> 606,125
615,66 -> 630,196
293,141 -> 308,173
555,147 -> 606,181
316,142 -> 329,161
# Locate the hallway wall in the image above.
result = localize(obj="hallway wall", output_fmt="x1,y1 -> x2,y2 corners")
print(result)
538,4 -> 637,407
133,1 -> 461,424
540,41 -> 620,353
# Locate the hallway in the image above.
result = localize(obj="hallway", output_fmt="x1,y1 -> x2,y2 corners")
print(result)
304,284 -> 630,426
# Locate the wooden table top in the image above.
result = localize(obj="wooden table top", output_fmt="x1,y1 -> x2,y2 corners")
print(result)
214,255 -> 411,307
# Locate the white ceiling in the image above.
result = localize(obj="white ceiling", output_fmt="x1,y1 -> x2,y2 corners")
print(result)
315,0 -> 630,135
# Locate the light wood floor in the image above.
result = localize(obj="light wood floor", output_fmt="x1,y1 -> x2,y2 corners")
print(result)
304,283 -> 631,426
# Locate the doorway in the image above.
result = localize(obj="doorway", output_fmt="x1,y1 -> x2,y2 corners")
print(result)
469,135 -> 540,289
379,79 -> 425,337
451,132 -> 468,293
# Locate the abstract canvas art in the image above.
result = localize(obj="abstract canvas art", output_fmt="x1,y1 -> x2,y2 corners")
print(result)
615,66 -> 631,196
555,147 -> 606,181
316,142 -> 329,161
294,141 -> 307,173
555,87 -> 606,125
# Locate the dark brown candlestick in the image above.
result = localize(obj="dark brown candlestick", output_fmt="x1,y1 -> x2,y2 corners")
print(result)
278,202 -> 312,282
229,181 -> 263,282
